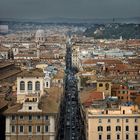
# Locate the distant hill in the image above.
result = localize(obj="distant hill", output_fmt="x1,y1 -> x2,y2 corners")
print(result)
0,17 -> 140,24
84,24 -> 140,39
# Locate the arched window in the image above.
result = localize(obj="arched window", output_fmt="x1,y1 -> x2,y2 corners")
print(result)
46,82 -> 49,88
98,126 -> 103,131
20,81 -> 25,90
99,83 -> 103,87
28,81 -> 32,91
105,83 -> 109,90
35,81 -> 40,91
116,126 -> 121,131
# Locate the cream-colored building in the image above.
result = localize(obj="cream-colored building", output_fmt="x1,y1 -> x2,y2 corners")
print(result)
4,68 -> 59,140
97,79 -> 111,97
87,105 -> 140,140
16,68 -> 45,103
72,45 -> 82,70
4,94 -> 57,140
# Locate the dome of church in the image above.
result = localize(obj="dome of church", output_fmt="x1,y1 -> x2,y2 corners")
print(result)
35,29 -> 45,38
35,29 -> 45,42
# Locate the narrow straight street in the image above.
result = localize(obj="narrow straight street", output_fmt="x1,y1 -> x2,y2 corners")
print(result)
55,41 -> 86,140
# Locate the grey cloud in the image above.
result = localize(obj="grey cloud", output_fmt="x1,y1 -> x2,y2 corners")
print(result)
0,0 -> 140,19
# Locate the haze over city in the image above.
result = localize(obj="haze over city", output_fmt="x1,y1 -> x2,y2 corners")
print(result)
0,0 -> 140,20
0,1 -> 140,140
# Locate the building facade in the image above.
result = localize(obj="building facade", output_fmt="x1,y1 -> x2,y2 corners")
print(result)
16,69 -> 44,103
4,68 -> 58,140
4,100 -> 56,140
97,79 -> 111,97
87,105 -> 140,140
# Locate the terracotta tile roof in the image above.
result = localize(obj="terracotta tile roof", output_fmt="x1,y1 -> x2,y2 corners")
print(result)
0,46 -> 9,51
3,87 -> 62,115
86,92 -> 103,101
128,59 -> 140,64
53,71 -> 64,79
82,59 -> 122,65
15,54 -> 37,57
3,103 -> 22,115
17,68 -> 44,77
0,62 -> 14,68
0,100 -> 8,110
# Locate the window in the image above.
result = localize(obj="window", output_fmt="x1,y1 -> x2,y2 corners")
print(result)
99,134 -> 102,140
107,134 -> 111,140
107,126 -> 111,131
29,126 -> 32,133
106,110 -> 108,114
45,125 -> 48,132
126,119 -> 129,123
105,83 -> 109,90
19,126 -> 24,133
20,81 -> 25,90
126,134 -> 129,140
123,110 -> 125,114
126,126 -> 129,131
117,134 -> 120,140
29,115 -> 32,120
45,115 -> 48,120
46,82 -> 49,87
98,126 -> 103,131
135,126 -> 138,131
37,115 -> 40,120
37,126 -> 41,133
99,83 -> 103,87
98,119 -> 102,123
11,126 -> 15,133
28,81 -> 32,90
35,81 -> 40,91
135,119 -> 137,123
29,106 -> 32,110
107,119 -> 111,123
116,126 -> 121,131
135,134 -> 138,140
19,116 -> 23,120
12,115 -> 15,120
117,119 -> 120,123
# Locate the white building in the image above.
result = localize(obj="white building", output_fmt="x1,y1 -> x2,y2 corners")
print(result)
35,29 -> 46,43
72,45 -> 82,70
16,68 -> 45,103
44,71 -> 51,88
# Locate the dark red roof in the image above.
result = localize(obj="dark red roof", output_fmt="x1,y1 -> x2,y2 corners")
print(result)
84,91 -> 104,107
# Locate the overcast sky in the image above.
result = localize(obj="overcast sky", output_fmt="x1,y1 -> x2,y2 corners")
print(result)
0,0 -> 140,19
